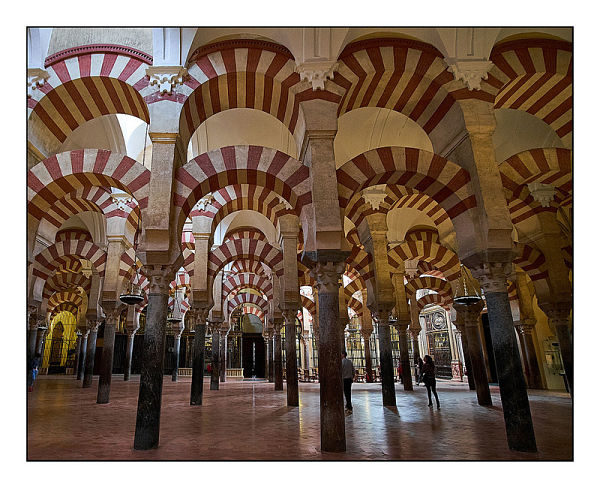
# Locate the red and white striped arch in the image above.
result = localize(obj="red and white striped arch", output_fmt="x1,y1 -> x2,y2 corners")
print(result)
28,149 -> 151,228
29,45 -> 152,155
404,229 -> 440,244
174,145 -> 311,232
346,246 -> 375,283
388,240 -> 461,281
417,292 -> 451,312
344,276 -> 365,302
47,289 -> 84,315
227,292 -> 268,315
236,304 -> 266,322
337,147 -> 476,221
208,238 -> 283,278
514,242 -> 549,282
43,271 -> 91,300
487,38 -> 572,144
499,148 -> 572,225
230,259 -> 269,276
417,262 -> 446,279
188,184 -> 296,234
49,302 -> 80,320
332,38 -> 494,146
223,228 -> 266,243
301,294 -> 316,317
347,296 -> 363,317
222,273 -> 273,301
405,276 -> 452,301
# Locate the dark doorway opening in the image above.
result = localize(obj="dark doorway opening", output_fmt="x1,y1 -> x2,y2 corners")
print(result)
242,333 -> 265,378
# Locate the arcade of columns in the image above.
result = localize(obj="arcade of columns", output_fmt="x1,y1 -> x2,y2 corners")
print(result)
27,28 -> 572,455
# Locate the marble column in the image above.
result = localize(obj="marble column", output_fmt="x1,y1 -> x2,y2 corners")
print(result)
273,324 -> 283,390
303,333 -> 310,370
361,329 -> 374,382
190,310 -> 207,405
171,325 -> 183,382
375,311 -> 396,406
83,321 -> 99,388
219,325 -> 228,383
454,301 -> 492,406
124,331 -> 136,381
210,326 -> 220,390
267,330 -> 274,382
27,317 -> 39,363
542,302 -> 573,396
35,326 -> 48,357
515,320 -> 543,390
395,323 -> 413,391
97,304 -> 122,404
473,262 -> 537,452
453,322 -> 475,390
73,332 -> 82,377
133,266 -> 173,450
309,260 -> 346,453
77,329 -> 89,381
409,330 -> 421,382
283,309 -> 299,406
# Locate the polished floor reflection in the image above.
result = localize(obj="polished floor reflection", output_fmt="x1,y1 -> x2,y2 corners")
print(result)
27,376 -> 572,460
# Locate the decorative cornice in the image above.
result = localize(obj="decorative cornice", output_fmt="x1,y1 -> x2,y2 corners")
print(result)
295,61 -> 339,91
188,39 -> 294,65
145,66 -> 188,96
27,68 -> 50,98
45,43 -> 153,68
446,59 -> 493,91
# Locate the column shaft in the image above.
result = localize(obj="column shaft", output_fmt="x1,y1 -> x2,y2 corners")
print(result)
77,333 -> 88,381
171,335 -> 181,382
459,332 -> 475,390
486,291 -> 537,452
465,324 -> 493,405
267,337 -> 274,382
97,319 -> 117,404
210,330 -> 220,390
377,318 -> 396,406
219,333 -> 226,382
73,336 -> 82,377
285,316 -> 299,406
554,322 -> 573,395
518,329 -> 543,389
274,331 -> 283,390
190,323 -> 206,405
124,333 -> 135,381
133,292 -> 169,450
363,334 -> 373,382
398,328 -> 413,390
82,329 -> 98,388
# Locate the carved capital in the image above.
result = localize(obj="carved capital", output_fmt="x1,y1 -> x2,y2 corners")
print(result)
295,61 -> 338,91
146,66 -> 188,95
539,301 -> 571,330
404,259 -> 420,279
282,309 -> 298,327
103,302 -> 124,326
86,319 -> 101,332
446,59 -> 493,91
470,261 -> 511,293
142,264 -> 177,294
27,68 -> 50,98
515,318 -> 536,335
527,182 -> 556,208
309,261 -> 345,295
361,185 -> 388,211
111,192 -> 134,211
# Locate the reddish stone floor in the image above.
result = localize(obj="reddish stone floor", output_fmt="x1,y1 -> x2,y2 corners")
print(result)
27,375 -> 572,460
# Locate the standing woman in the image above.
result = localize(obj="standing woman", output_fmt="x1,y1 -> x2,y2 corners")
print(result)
422,355 -> 440,409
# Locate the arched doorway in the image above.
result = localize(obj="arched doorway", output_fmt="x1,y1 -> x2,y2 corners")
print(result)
240,314 -> 265,378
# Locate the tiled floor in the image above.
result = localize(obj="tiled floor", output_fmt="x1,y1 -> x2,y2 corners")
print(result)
27,376 -> 572,461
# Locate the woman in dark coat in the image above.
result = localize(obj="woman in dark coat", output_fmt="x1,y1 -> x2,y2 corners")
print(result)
421,355 -> 440,409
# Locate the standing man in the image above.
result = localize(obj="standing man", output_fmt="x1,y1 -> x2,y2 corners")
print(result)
341,351 -> 355,414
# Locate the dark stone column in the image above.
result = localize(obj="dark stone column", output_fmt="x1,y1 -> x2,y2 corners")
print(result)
454,323 -> 475,390
541,302 -> 572,396
190,311 -> 207,405
375,312 -> 396,406
455,302 -> 492,406
473,262 -> 537,452
73,332 -> 82,377
273,324 -> 283,390
82,322 -> 99,388
124,331 -> 136,381
35,326 -> 48,356
283,310 -> 299,406
396,324 -> 413,391
219,327 -> 228,382
361,329 -> 374,382
77,330 -> 89,381
309,261 -> 346,452
97,306 -> 121,404
133,266 -> 173,450
210,327 -> 220,390
516,320 -> 543,389
267,330 -> 274,382
170,320 -> 184,382
28,324 -> 39,364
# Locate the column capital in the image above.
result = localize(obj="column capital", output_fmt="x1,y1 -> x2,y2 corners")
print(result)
282,309 -> 298,326
145,66 -> 188,96
103,302 -> 125,325
470,261 -> 512,293
86,319 -> 101,332
538,301 -> 572,331
142,264 -> 178,294
514,318 -> 536,335
308,260 -> 345,295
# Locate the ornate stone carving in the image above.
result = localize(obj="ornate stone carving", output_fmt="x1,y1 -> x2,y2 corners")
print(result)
295,61 -> 339,91
470,261 -> 512,293
282,309 -> 298,326
515,318 -> 536,335
146,66 -> 188,95
404,259 -> 420,279
111,193 -> 134,211
142,265 -> 177,294
86,319 -> 101,332
27,68 -> 50,98
309,261 -> 345,294
453,300 -> 484,327
194,193 -> 214,211
446,60 -> 493,91
361,185 -> 388,210
527,182 -> 556,208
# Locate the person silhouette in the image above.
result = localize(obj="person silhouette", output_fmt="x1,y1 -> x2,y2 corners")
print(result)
422,355 -> 440,409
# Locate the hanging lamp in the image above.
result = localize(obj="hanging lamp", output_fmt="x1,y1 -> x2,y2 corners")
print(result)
453,264 -> 482,306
